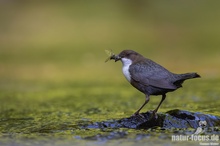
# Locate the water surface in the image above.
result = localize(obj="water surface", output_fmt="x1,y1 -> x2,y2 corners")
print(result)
0,79 -> 219,146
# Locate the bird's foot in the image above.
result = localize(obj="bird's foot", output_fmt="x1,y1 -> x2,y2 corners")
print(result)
132,112 -> 146,120
148,110 -> 158,119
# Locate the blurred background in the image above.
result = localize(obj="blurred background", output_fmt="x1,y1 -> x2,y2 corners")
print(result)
0,1 -> 220,144
1,0 -> 220,84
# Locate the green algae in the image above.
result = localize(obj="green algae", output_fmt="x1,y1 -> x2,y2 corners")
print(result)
0,79 -> 219,145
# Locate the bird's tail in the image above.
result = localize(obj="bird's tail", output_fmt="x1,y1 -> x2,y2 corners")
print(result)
179,72 -> 201,79
174,72 -> 201,87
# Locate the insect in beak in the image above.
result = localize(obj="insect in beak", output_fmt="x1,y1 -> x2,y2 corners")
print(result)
105,49 -> 121,62
114,55 -> 121,62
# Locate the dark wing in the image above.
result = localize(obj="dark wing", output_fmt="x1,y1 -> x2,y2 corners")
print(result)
129,59 -> 177,89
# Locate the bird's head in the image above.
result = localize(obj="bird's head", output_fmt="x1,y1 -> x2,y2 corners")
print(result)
111,50 -> 141,63
199,120 -> 207,128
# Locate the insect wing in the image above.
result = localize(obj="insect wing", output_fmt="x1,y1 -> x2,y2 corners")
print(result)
105,56 -> 111,62
105,49 -> 114,62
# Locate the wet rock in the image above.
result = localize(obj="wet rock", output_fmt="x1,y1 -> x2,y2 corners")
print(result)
83,109 -> 220,130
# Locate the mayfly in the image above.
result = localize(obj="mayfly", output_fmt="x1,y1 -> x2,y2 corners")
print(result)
105,49 -> 116,62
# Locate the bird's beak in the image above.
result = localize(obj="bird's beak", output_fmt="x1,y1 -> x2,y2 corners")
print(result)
110,55 -> 121,62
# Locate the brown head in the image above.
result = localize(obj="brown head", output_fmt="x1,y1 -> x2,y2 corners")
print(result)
112,50 -> 143,62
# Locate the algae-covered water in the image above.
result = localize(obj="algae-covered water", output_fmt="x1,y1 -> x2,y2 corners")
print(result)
0,79 -> 219,146
1,1 -> 220,146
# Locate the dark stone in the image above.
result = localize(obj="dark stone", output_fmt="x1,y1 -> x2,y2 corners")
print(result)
82,109 -> 220,130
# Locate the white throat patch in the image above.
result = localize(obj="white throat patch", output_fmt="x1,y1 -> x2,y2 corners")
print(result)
121,58 -> 132,82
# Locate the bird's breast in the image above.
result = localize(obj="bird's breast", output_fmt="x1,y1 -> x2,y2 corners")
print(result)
121,58 -> 132,82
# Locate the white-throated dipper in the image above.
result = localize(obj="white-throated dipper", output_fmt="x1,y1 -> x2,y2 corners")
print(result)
108,50 -> 200,117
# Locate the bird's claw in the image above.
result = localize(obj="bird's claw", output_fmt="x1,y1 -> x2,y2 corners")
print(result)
148,110 -> 158,119
132,112 -> 146,120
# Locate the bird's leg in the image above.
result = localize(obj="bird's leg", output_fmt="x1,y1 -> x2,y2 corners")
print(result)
152,94 -> 166,117
133,95 -> 150,116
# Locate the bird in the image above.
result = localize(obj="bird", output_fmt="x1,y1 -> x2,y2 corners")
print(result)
193,120 -> 207,134
109,50 -> 200,117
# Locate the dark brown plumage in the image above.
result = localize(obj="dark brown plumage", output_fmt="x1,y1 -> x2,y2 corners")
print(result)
111,50 -> 200,117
